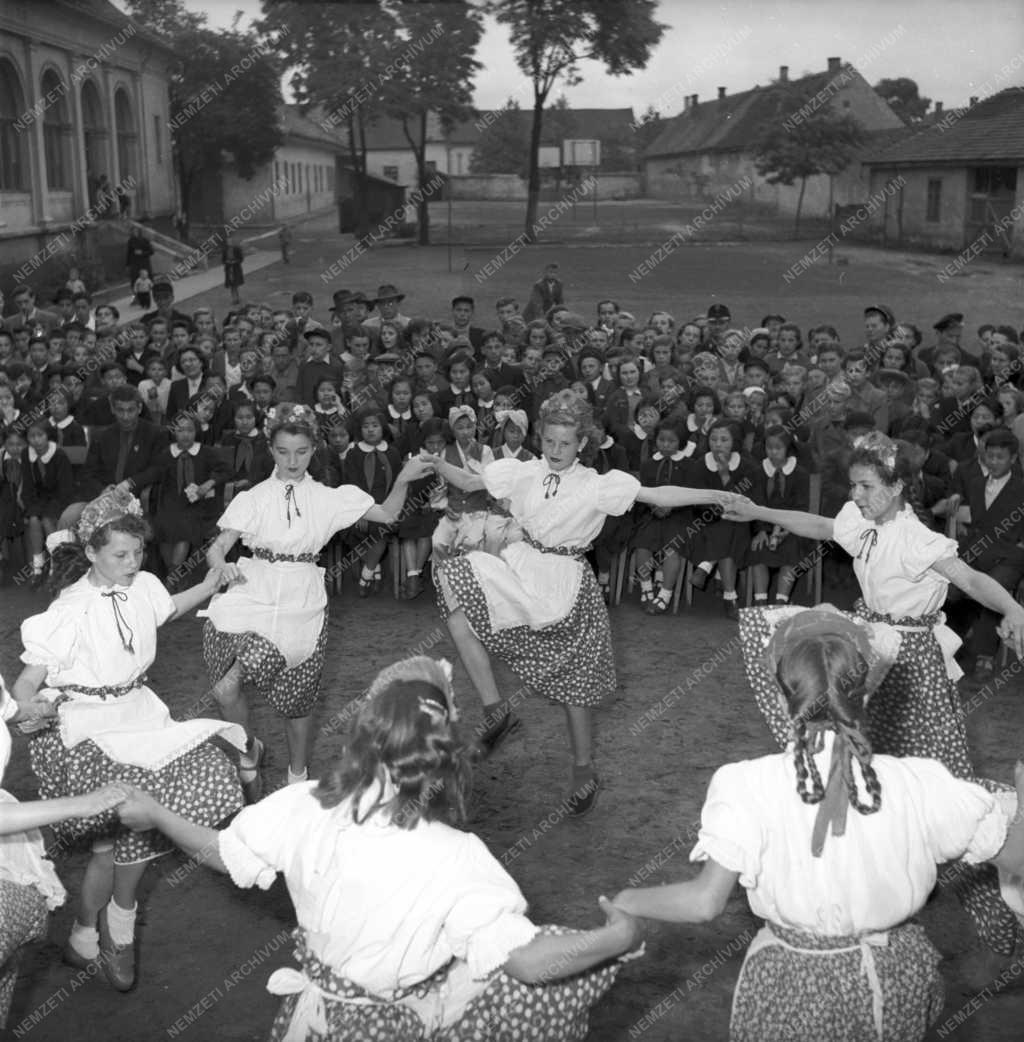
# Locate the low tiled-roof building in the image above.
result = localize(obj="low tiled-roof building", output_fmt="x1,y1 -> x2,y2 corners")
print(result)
860,87 -> 1024,257
642,58 -> 904,218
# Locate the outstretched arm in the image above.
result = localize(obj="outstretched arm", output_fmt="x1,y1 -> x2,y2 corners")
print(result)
612,859 -> 739,924
722,497 -> 835,541
932,557 -> 1024,658
364,458 -> 435,525
118,787 -> 228,874
421,453 -> 487,493
635,486 -> 728,510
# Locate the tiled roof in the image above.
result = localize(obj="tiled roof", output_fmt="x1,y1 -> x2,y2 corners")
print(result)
862,87 -> 1024,165
280,106 -> 345,151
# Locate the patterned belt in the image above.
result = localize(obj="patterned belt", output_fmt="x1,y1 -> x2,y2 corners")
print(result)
253,547 -> 319,564
55,676 -> 147,702
522,532 -> 591,559
854,600 -> 942,630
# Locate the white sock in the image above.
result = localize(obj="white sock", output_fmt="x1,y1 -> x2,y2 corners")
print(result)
754,593 -> 768,603
776,592 -> 790,603
698,561 -> 713,573
70,922 -> 99,959
658,586 -> 672,602
723,590 -> 738,602
373,566 -> 382,579
106,899 -> 137,947
407,569 -> 421,577
287,767 -> 308,784
32,553 -> 45,570
640,578 -> 653,593
654,569 -> 664,585
361,565 -> 374,581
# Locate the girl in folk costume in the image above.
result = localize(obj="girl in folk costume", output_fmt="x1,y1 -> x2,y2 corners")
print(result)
21,419 -> 74,588
688,420 -> 760,620
724,431 -> 1024,954
385,376 -> 415,456
10,488 -> 246,992
748,425 -> 811,606
153,415 -> 230,589
632,420 -> 699,614
613,609 -> 1024,1042
0,674 -> 129,1027
397,420 -> 447,601
201,404 -> 430,799
424,391 -> 731,814
431,406 -> 504,564
493,409 -> 534,461
115,656 -> 644,1042
344,407 -> 406,597
591,417 -> 631,604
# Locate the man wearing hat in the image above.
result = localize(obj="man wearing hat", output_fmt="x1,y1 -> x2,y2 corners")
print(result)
918,313 -> 980,370
141,274 -> 192,329
450,295 -> 486,352
705,302 -> 732,348
329,289 -> 375,354
363,284 -> 410,332
297,325 -> 344,408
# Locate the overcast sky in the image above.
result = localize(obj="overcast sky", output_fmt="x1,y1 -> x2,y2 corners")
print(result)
153,0 -> 1023,115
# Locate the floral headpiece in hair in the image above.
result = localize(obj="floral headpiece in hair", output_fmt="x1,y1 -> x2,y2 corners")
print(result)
264,402 -> 320,441
366,656 -> 458,722
852,431 -> 897,470
46,486 -> 144,553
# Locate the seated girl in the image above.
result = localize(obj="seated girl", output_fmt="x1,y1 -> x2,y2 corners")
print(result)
116,656 -> 642,1042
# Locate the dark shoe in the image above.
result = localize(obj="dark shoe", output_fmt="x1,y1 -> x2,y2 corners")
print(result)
973,656 -> 995,683
98,910 -> 136,992
405,574 -> 424,599
566,768 -> 600,817
29,571 -> 46,590
478,706 -> 523,758
239,737 -> 265,804
63,941 -> 97,972
723,600 -> 739,621
645,595 -> 670,615
689,566 -> 710,590
358,577 -> 372,598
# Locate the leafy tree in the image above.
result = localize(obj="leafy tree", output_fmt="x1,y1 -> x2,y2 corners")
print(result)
633,104 -> 665,155
379,3 -> 483,244
754,86 -> 864,235
492,0 -> 666,242
126,1 -> 283,242
874,77 -> 932,123
470,99 -> 530,176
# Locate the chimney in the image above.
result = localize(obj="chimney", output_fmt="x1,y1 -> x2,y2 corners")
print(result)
934,101 -> 943,115
718,86 -> 727,99
691,93 -> 699,106
827,57 -> 841,74
779,65 -> 789,82
969,95 -> 978,106
683,95 -> 693,112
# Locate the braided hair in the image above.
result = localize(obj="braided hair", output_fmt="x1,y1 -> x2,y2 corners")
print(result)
777,635 -> 883,818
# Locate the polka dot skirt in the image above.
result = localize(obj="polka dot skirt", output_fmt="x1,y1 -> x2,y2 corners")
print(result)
0,880 -> 49,1029
739,605 -> 1023,956
29,730 -> 242,865
731,922 -> 944,1042
203,610 -> 329,719
267,925 -> 622,1042
437,558 -> 616,707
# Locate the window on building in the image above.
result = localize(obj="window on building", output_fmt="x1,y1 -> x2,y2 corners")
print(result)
114,88 -> 138,184
154,115 -> 162,163
41,69 -> 72,189
383,165 -> 398,182
0,60 -> 29,191
973,166 -> 1018,195
925,179 -> 942,223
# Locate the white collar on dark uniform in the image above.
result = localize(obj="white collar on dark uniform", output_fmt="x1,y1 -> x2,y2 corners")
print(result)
762,457 -> 797,477
705,451 -> 740,472
170,443 -> 201,457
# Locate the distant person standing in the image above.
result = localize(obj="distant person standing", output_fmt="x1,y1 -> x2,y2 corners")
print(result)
277,225 -> 292,264
125,228 -> 154,296
523,262 -> 564,323
221,232 -> 244,307
133,269 -> 153,311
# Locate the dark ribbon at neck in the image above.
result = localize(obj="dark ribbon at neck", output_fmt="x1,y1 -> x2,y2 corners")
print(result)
101,590 -> 135,653
543,473 -> 560,499
284,483 -> 302,525
856,528 -> 878,564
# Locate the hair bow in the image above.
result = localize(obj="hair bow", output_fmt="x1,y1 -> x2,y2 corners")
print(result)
448,405 -> 477,427
495,408 -> 528,435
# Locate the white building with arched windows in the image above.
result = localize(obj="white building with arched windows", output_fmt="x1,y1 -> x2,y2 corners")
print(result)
0,0 -> 175,272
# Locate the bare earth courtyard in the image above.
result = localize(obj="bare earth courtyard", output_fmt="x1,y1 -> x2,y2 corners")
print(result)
2,223 -> 1024,1041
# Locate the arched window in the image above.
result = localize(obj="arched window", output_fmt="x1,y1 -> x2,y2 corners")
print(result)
41,68 -> 72,189
114,87 -> 137,186
0,59 -> 29,191
80,78 -> 107,194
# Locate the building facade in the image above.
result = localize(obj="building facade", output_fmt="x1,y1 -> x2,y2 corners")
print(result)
0,0 -> 176,269
642,58 -> 905,219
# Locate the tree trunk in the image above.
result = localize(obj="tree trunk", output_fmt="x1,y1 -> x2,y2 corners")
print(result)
794,176 -> 807,237
347,114 -> 370,242
416,111 -> 430,246
524,91 -> 545,243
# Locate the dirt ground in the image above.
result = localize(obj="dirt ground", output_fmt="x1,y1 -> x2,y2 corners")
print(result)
4,226 -> 1024,1040
2,569 -> 1024,1042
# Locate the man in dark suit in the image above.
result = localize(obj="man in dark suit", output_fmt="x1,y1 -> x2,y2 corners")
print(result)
4,285 -> 60,337
58,386 -> 168,528
946,429 -> 1024,680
